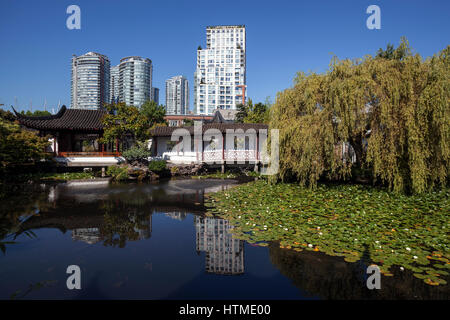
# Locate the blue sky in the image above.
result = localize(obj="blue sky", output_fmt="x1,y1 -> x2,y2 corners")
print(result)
0,0 -> 448,113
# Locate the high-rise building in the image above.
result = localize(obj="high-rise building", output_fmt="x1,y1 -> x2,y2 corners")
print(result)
152,87 -> 159,105
71,52 -> 110,110
194,25 -> 246,115
165,75 -> 189,114
110,65 -> 119,103
117,56 -> 152,107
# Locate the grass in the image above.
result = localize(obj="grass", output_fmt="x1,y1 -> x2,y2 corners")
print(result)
205,180 -> 450,286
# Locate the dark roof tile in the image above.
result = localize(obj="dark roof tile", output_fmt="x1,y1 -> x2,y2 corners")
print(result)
14,106 -> 105,131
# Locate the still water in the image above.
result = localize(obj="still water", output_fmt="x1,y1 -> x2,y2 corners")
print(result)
0,179 -> 448,300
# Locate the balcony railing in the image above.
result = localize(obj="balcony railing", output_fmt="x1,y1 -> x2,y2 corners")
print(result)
57,152 -> 121,157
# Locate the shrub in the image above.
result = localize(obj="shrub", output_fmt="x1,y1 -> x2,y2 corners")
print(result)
122,142 -> 151,163
148,160 -> 166,173
106,165 -> 129,181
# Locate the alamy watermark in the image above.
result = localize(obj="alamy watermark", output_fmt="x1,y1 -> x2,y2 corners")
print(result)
366,265 -> 381,289
66,265 -> 81,290
366,5 -> 381,30
66,5 -> 81,30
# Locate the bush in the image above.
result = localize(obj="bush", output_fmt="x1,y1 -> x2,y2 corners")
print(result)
106,165 -> 129,181
148,160 -> 166,173
122,142 -> 151,163
0,118 -> 50,176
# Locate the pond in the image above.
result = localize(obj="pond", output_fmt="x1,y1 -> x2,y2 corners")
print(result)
0,179 -> 448,300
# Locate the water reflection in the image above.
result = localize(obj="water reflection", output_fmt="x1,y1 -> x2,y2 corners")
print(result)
269,243 -> 449,300
11,179 -> 237,251
0,180 -> 448,299
195,216 -> 244,275
165,212 -> 187,221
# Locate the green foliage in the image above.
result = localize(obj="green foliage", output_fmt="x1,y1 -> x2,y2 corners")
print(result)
122,141 -> 151,163
183,118 -> 195,126
38,171 -> 95,181
20,110 -> 52,117
148,160 -> 166,173
235,103 -> 248,123
236,99 -> 270,124
106,165 -> 129,181
0,108 -> 16,122
100,103 -> 149,144
206,180 -> 450,285
376,37 -> 412,60
0,119 -> 50,174
244,102 -> 270,124
270,38 -> 449,194
139,100 -> 167,129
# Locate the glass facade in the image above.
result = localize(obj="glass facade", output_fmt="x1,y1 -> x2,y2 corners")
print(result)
117,56 -> 152,107
109,65 -> 119,103
152,87 -> 159,105
71,52 -> 110,110
194,25 -> 246,115
165,75 -> 189,115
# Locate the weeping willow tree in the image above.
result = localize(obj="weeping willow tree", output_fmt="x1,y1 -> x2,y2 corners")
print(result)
270,39 -> 449,194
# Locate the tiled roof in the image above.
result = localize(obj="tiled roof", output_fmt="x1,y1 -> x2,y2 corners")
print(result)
14,106 -> 106,131
150,123 -> 268,137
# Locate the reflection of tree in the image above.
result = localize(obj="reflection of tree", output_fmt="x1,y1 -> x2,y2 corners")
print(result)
10,280 -> 58,300
100,213 -> 140,248
269,243 -> 449,300
98,197 -> 152,248
0,184 -> 52,253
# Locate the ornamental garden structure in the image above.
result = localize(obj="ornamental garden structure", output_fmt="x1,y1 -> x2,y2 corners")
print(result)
13,105 -> 269,169
148,121 -> 268,172
13,105 -> 123,167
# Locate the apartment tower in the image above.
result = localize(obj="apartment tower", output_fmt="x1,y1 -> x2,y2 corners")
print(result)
117,56 -> 152,107
194,25 -> 246,115
165,75 -> 189,114
71,52 -> 110,110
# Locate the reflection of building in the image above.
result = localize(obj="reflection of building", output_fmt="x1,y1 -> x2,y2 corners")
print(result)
72,227 -> 101,244
195,216 -> 244,275
165,212 -> 187,221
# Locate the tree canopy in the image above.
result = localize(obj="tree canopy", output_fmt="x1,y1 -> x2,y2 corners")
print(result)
0,119 -> 50,174
139,100 -> 167,129
235,98 -> 270,124
101,101 -> 167,145
20,110 -> 52,117
270,38 -> 449,194
101,103 -> 149,144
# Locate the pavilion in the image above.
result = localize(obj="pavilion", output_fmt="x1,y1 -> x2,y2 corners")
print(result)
13,105 -> 124,167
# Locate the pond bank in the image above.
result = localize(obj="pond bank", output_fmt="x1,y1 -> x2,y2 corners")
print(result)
205,180 -> 450,286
